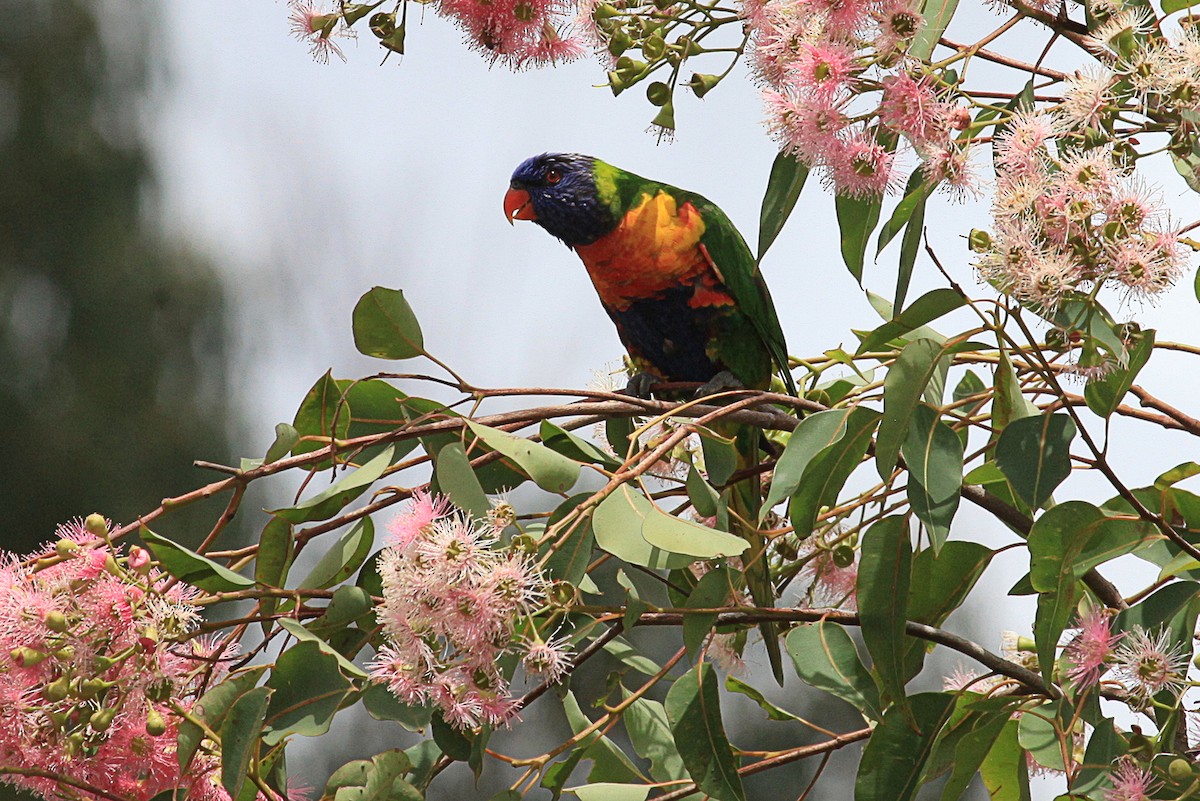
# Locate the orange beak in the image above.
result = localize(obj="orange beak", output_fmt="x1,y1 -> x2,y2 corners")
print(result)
504,187 -> 537,224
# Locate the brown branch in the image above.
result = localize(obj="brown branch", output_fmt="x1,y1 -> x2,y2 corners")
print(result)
940,37 -> 1069,80
1129,386 -> 1200,437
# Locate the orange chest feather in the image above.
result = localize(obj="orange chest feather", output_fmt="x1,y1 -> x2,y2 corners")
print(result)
574,192 -> 733,312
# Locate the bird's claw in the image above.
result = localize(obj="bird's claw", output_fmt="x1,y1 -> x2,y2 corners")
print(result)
619,372 -> 658,399
694,370 -> 744,398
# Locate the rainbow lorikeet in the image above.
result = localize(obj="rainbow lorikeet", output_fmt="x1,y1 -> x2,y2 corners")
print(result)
504,153 -> 794,680
503,153 -> 795,399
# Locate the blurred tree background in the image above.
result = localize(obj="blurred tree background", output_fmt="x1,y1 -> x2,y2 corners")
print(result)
0,1 -> 234,554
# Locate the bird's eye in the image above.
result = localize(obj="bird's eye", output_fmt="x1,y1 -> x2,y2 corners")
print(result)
545,169 -> 562,185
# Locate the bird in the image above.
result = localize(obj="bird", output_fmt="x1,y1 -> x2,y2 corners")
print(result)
504,153 -> 794,681
503,152 -> 795,399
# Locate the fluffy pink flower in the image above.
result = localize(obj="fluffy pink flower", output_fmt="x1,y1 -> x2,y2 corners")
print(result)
878,72 -> 950,147
370,495 -> 561,730
288,0 -> 355,63
0,521 -> 223,801
783,41 -> 860,96
522,635 -> 573,682
1112,626 -> 1188,704
797,532 -> 858,610
1064,607 -> 1122,687
825,130 -> 900,198
1105,759 -> 1157,801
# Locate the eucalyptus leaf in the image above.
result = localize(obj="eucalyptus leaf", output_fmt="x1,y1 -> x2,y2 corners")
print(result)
665,663 -> 745,801
141,527 -> 254,593
352,286 -> 425,360
758,150 -> 810,259
466,419 -> 581,493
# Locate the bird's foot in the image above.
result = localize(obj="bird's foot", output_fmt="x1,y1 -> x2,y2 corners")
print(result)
619,372 -> 659,399
695,370 -> 744,398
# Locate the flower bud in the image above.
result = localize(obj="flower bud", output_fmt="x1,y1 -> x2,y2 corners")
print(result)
650,101 -> 675,132
832,545 -> 856,568
949,107 -> 971,130
607,31 -> 632,56
44,610 -> 69,633
11,647 -> 47,668
1169,758 -> 1193,781
84,514 -> 109,538
138,626 -> 160,652
967,229 -> 992,252
547,580 -> 577,608
54,645 -> 76,662
78,678 -> 109,699
55,538 -> 80,558
66,732 -> 85,756
89,707 -> 116,732
642,33 -> 666,60
646,81 -> 671,107
509,533 -> 538,554
145,708 -> 167,737
127,545 -> 152,574
688,72 -> 720,98
44,676 -> 71,702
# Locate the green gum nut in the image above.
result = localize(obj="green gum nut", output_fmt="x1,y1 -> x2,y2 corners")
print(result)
592,3 -> 621,18
341,3 -> 376,25
642,33 -> 666,60
547,580 -> 578,608
688,72 -> 719,98
967,229 -> 992,252
608,31 -> 632,56
83,514 -> 109,538
369,11 -> 396,37
89,707 -> 116,732
650,101 -> 675,131
1168,758 -> 1193,782
646,81 -> 671,106
145,708 -> 167,737
43,677 -> 71,703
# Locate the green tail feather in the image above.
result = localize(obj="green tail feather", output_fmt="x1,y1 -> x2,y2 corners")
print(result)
723,423 -> 784,684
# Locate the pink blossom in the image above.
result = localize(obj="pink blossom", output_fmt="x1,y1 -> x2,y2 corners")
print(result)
1105,759 -> 1157,801
0,521 -> 223,801
387,489 -> 451,549
370,495 -> 562,730
1112,626 -> 1188,704
288,0 -> 355,64
871,0 -> 925,53
1064,607 -> 1122,688
797,531 -> 858,610
764,89 -> 850,166
878,72 -> 950,147
782,41 -> 860,97
825,130 -> 900,198
522,635 -> 573,682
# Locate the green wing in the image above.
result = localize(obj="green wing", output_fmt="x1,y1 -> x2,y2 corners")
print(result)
682,188 -> 796,396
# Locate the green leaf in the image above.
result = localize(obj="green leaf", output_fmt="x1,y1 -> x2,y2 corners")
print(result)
543,494 -> 597,586
979,720 -> 1031,801
272,446 -> 395,523
263,640 -> 355,745
895,192 -> 927,312
699,429 -> 738,486
877,338 -> 945,478
622,693 -> 687,783
642,503 -> 748,559
786,621 -> 883,720
433,440 -> 491,518
902,404 -> 963,551
264,423 -> 300,466
255,516 -> 293,591
758,150 -> 810,259
855,692 -> 955,801
141,527 -> 254,593
602,636 -> 660,676
361,683 -> 433,732
993,349 -> 1039,432
221,686 -> 270,800
788,407 -> 880,538
296,517 -> 375,591
563,691 -> 646,783
1029,502 -> 1158,596
858,516 -> 913,707
178,668 -> 268,770
857,289 -> 965,355
908,541 -> 993,628
326,750 -> 421,801
570,785 -> 651,801
1084,329 -> 1154,417
1017,701 -> 1067,772
683,566 -> 733,657
687,464 -> 720,519
911,0 -> 959,58
431,713 -> 472,761
1172,140 -> 1200,193
276,617 -> 369,678
592,486 -> 694,569
725,675 -> 802,722
953,370 -> 985,405
352,287 -> 425,360
995,413 -> 1076,509
1071,718 -> 1125,797
466,419 -> 580,493
308,585 -> 375,639
291,371 -> 349,460
1114,580 -> 1200,634
541,420 -> 621,469
930,695 -> 1017,801
665,663 -> 745,801
876,172 -> 929,257
761,408 -> 852,516
1034,586 -> 1075,684
836,193 -> 883,283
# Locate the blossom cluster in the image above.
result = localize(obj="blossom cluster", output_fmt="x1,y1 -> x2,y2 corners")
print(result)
973,112 -> 1188,311
368,492 -> 570,730
0,518 -> 227,801
289,0 -> 586,69
748,0 -> 974,198
1062,610 -> 1189,706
